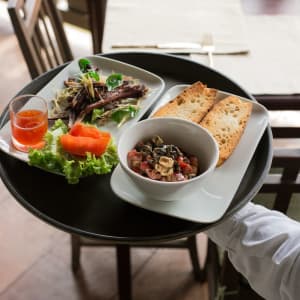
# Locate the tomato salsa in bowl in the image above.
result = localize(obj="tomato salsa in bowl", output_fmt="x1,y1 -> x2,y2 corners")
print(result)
117,117 -> 219,201
127,135 -> 199,182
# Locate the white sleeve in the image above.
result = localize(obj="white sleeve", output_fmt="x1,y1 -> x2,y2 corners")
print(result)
206,202 -> 300,300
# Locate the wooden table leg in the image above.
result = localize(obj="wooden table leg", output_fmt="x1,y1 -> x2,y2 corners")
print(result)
116,244 -> 132,300
86,0 -> 107,54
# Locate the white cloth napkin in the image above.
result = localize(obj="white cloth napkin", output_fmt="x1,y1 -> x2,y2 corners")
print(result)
191,16 -> 300,94
102,0 -> 249,54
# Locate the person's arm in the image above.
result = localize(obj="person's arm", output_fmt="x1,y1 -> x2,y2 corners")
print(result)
207,202 -> 300,300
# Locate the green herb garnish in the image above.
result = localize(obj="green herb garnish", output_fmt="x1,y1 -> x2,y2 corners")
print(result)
91,108 -> 104,123
111,105 -> 139,126
106,73 -> 123,91
78,58 -> 92,73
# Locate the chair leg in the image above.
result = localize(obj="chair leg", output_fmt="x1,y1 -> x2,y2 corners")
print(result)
220,252 -> 240,294
116,244 -> 132,300
71,234 -> 81,273
187,235 -> 205,281
205,239 -> 221,300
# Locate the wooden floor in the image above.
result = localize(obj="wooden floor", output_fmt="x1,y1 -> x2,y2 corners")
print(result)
0,2 -> 210,300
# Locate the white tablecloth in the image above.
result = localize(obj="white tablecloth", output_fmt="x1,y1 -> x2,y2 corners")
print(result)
103,0 -> 249,54
191,16 -> 300,94
102,0 -> 300,95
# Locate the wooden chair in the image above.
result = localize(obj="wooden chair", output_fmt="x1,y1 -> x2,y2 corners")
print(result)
71,234 -> 205,300
86,0 -> 107,54
7,0 -> 73,79
206,95 -> 300,300
55,0 -> 107,54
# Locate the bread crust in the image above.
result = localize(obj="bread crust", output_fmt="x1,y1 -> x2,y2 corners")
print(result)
153,81 -> 217,123
200,96 -> 252,166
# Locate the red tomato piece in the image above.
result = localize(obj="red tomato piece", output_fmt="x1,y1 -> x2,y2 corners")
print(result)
140,161 -> 150,172
177,156 -> 189,169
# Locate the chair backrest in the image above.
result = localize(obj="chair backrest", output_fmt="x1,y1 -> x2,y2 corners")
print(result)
206,95 -> 300,300
7,0 -> 73,79
257,95 -> 300,214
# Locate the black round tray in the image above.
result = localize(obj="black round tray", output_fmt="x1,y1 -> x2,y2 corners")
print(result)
0,52 -> 272,243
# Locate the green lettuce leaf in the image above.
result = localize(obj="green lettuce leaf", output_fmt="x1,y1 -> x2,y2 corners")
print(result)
106,73 -> 123,91
111,105 -> 139,124
91,108 -> 104,123
28,119 -> 119,184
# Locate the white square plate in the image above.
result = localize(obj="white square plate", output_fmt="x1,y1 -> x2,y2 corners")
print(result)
0,56 -> 165,163
110,84 -> 269,223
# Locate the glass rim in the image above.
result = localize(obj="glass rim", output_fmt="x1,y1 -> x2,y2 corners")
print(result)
9,94 -> 48,115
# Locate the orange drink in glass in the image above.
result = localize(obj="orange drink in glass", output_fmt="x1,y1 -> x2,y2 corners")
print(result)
9,94 -> 48,152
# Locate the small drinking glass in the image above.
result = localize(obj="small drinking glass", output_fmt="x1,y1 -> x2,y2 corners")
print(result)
9,94 -> 48,152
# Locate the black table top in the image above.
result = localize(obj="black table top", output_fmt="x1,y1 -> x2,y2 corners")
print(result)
0,52 -> 273,243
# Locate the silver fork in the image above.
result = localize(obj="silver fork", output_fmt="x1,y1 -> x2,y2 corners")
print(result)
201,33 -> 215,68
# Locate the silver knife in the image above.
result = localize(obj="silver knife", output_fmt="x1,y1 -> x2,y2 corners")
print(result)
111,42 -> 202,49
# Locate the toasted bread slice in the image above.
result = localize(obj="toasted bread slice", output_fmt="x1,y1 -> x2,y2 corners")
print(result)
152,81 -> 217,123
200,96 -> 252,166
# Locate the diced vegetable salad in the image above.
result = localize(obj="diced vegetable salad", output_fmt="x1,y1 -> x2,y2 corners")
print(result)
127,136 -> 199,182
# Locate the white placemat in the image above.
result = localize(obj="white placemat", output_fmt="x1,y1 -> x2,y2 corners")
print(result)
102,0 -> 249,54
191,15 -> 300,94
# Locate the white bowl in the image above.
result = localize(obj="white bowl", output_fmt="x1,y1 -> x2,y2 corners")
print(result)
117,117 -> 219,200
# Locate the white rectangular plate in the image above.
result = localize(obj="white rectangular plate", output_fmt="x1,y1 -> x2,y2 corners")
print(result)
110,84 -> 269,223
0,56 -> 165,163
